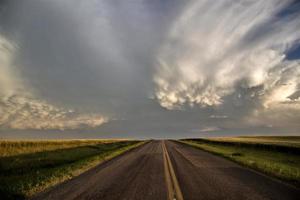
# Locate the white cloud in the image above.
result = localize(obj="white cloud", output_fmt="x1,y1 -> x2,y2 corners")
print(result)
193,127 -> 221,133
154,0 -> 300,112
0,94 -> 108,130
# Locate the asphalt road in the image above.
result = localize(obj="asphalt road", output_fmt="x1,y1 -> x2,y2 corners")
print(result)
165,140 -> 300,200
32,140 -> 300,200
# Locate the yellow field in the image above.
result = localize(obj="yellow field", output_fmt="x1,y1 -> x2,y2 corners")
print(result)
0,139 -> 126,157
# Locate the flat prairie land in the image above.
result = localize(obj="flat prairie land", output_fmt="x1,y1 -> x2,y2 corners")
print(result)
204,136 -> 300,148
31,140 -> 300,200
0,139 -> 125,157
0,139 -> 144,199
181,136 -> 300,187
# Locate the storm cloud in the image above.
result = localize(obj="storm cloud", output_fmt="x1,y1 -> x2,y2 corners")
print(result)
0,34 -> 107,130
0,0 -> 299,138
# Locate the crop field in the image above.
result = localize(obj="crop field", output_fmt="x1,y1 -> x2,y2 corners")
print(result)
181,136 -> 300,186
0,140 -> 144,199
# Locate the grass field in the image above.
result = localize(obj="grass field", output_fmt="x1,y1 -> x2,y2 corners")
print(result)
0,139 -> 123,157
0,140 -> 145,199
180,136 -> 300,186
200,136 -> 300,148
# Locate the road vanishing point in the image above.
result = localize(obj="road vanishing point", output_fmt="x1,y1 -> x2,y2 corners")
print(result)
32,140 -> 300,200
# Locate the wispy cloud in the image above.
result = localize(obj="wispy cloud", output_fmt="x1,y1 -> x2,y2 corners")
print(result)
193,127 -> 221,133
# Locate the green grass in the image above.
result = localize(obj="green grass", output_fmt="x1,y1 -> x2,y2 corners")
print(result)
180,137 -> 300,187
0,140 -> 145,199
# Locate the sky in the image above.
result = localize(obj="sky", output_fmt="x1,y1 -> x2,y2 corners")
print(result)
0,0 -> 300,139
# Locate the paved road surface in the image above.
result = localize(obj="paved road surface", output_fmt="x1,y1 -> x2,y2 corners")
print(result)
166,140 -> 300,200
33,141 -> 166,200
32,140 -> 300,200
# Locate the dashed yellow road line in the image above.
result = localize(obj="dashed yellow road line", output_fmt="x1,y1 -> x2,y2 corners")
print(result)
162,141 -> 184,200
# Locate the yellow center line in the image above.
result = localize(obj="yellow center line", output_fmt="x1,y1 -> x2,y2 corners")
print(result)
162,141 -> 184,200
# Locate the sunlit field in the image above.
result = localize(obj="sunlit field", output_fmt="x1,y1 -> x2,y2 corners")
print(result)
0,139 -> 128,157
181,136 -> 300,186
0,140 -> 144,199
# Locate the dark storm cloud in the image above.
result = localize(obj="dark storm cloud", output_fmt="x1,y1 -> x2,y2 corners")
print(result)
6,0 -> 184,111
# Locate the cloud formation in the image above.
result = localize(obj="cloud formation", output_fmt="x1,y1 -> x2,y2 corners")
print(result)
0,0 -> 299,138
0,94 -> 108,130
155,0 -> 300,111
0,34 -> 107,130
